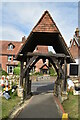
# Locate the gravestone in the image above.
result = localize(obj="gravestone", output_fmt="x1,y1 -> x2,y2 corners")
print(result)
3,92 -> 11,100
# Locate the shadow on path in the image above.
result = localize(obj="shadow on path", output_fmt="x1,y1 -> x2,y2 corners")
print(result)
32,83 -> 54,95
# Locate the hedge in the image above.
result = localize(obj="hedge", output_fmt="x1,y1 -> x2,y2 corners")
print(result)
13,67 -> 20,75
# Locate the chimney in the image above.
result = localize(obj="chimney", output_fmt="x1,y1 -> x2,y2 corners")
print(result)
22,36 -> 26,42
75,28 -> 79,37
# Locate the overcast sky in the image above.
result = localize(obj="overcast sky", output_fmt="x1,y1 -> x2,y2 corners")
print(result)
0,1 -> 79,51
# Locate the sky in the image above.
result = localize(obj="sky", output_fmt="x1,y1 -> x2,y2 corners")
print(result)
0,1 -> 79,51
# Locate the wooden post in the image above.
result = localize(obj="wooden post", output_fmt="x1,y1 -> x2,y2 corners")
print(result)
20,61 -> 24,87
64,57 -> 67,91
25,57 -> 30,95
25,69 -> 29,94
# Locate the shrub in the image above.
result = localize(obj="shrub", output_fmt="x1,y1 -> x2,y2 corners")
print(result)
13,67 -> 20,75
49,67 -> 57,76
33,72 -> 43,76
18,62 -> 20,67
0,69 -> 8,76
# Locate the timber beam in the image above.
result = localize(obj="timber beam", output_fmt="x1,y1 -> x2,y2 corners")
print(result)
22,56 -> 38,78
26,52 -> 70,58
19,52 -> 70,62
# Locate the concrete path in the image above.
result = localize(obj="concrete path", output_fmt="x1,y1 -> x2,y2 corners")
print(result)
17,79 -> 62,119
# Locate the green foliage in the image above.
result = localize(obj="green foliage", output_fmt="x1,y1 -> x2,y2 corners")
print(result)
13,67 -> 20,75
2,95 -> 20,119
62,94 -> 79,119
2,70 -> 8,76
33,72 -> 43,76
49,67 -> 57,76
0,68 -> 8,76
12,90 -> 17,97
13,62 -> 20,75
18,62 -> 20,67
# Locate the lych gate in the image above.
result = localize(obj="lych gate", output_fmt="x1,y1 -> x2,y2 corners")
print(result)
16,11 -> 74,102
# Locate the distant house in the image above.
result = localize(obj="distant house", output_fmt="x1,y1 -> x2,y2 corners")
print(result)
69,28 -> 80,76
34,46 -> 48,72
0,36 -> 48,74
40,64 -> 49,74
0,40 -> 23,74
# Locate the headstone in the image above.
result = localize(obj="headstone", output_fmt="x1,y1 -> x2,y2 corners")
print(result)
73,89 -> 80,95
61,91 -> 68,102
3,92 -> 11,100
17,87 -> 23,98
67,79 -> 74,89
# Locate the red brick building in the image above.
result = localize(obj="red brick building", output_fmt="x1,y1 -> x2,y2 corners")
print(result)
0,38 -> 48,74
34,46 -> 48,72
69,28 -> 80,76
0,40 -> 23,74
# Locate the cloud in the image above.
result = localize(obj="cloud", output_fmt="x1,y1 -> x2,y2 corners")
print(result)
1,2 -> 78,47
49,2 -> 78,45
2,3 -> 45,35
1,25 -> 26,41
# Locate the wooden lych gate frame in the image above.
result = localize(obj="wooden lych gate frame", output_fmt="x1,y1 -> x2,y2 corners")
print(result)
16,10 -> 75,99
20,52 -> 69,94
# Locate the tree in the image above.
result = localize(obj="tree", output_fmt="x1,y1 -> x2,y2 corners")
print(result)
13,62 -> 20,75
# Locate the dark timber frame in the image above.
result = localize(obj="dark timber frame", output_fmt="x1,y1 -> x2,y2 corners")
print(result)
18,52 -> 71,98
16,10 -> 75,99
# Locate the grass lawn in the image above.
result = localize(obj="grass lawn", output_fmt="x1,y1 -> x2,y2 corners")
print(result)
62,93 -> 80,120
2,94 -> 21,119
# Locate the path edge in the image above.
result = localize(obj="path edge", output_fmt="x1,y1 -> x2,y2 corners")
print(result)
53,94 -> 65,115
8,96 -> 33,120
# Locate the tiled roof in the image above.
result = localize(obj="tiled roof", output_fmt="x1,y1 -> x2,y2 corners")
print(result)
0,40 -> 23,55
70,35 -> 80,47
33,10 -> 58,33
40,64 -> 49,69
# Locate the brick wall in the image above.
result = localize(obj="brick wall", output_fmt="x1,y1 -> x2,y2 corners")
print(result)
1,43 -> 48,73
70,40 -> 79,59
35,45 -> 48,72
2,55 -> 8,71
37,46 -> 48,53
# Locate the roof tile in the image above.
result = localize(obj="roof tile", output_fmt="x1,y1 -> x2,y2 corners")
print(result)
0,40 -> 23,55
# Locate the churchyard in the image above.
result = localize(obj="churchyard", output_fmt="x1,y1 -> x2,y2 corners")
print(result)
0,75 -> 21,119
0,73 -> 80,119
62,94 -> 80,119
63,77 -> 80,120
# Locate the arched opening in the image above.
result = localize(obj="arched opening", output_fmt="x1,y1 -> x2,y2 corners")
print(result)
29,56 -> 57,95
19,53 -> 65,99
